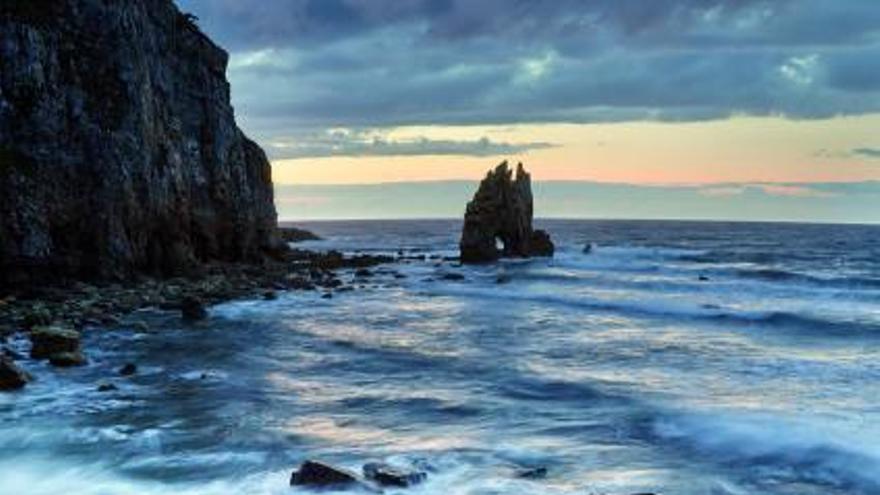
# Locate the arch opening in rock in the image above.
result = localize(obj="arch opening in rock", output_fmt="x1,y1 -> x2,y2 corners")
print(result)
459,161 -> 554,264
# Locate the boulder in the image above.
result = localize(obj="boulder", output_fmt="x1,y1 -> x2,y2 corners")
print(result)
0,355 -> 30,390
290,460 -> 359,488
30,325 -> 81,359
49,351 -> 87,367
119,363 -> 137,376
460,162 -> 554,263
180,296 -> 207,322
363,462 -> 426,487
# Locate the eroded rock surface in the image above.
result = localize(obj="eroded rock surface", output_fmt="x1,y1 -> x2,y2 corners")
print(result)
0,0 -> 278,288
459,161 -> 554,263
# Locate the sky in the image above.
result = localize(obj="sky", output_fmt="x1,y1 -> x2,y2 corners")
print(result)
175,0 -> 880,222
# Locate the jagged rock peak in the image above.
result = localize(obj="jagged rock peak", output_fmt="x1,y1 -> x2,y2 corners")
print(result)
0,0 -> 280,287
459,161 -> 554,263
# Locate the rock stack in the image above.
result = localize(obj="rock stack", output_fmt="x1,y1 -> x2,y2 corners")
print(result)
459,161 -> 554,263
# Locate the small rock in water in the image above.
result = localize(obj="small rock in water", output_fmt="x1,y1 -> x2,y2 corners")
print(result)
180,296 -> 207,322
49,351 -> 87,367
30,325 -> 81,360
516,466 -> 548,479
441,273 -> 465,281
583,243 -> 594,254
363,462 -> 427,487
97,382 -> 118,392
290,460 -> 359,488
0,355 -> 31,391
355,268 -> 372,278
698,275 -> 710,281
321,293 -> 333,299
119,363 -> 137,376
2,346 -> 22,360
496,274 -> 512,284
262,290 -> 278,300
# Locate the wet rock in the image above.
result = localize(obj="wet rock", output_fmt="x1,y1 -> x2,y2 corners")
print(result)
49,351 -> 87,367
698,275 -> 710,281
363,462 -> 427,487
278,227 -> 322,243
355,268 -> 372,278
97,383 -> 118,392
0,355 -> 31,390
496,274 -> 512,284
441,273 -> 466,281
180,296 -> 207,322
22,304 -> 53,328
583,243 -> 594,254
2,347 -> 23,360
460,161 -> 554,263
290,460 -> 359,488
262,290 -> 278,300
30,325 -> 81,359
516,466 -> 548,479
321,293 -> 333,299
119,363 -> 137,376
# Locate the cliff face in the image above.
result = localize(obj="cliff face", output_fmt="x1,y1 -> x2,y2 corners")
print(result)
0,0 -> 278,286
459,161 -> 554,263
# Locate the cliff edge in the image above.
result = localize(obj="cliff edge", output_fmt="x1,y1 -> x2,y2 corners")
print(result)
0,0 -> 278,287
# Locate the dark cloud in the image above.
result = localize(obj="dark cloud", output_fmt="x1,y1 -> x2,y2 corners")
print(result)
175,0 -> 880,143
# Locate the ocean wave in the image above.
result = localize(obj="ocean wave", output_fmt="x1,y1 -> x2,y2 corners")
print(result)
652,411 -> 880,494
426,284 -> 880,336
732,268 -> 880,290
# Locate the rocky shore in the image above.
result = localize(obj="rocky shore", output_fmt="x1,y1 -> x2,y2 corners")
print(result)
0,227 -> 399,388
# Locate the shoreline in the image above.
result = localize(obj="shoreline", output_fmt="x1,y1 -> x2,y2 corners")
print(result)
0,231 -> 411,385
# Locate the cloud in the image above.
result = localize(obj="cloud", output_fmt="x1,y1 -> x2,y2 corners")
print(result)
265,129 -> 555,159
175,0 -> 880,140
852,147 -> 880,159
698,183 -> 837,198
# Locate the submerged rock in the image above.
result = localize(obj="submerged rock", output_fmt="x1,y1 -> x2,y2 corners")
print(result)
459,161 -> 554,263
30,325 -> 81,359
290,460 -> 359,488
97,382 -> 118,392
363,462 -> 426,487
516,466 -> 548,479
0,355 -> 30,390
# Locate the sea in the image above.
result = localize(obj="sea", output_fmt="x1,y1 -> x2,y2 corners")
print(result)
1,219 -> 878,495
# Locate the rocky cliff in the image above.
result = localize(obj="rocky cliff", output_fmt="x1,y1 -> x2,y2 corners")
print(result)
0,0 -> 278,287
460,161 -> 554,263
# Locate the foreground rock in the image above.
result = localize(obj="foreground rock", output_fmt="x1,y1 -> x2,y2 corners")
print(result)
460,161 -> 554,263
30,325 -> 81,360
290,460 -> 360,488
363,462 -> 426,487
0,0 -> 279,288
0,355 -> 30,390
